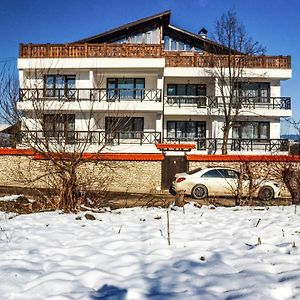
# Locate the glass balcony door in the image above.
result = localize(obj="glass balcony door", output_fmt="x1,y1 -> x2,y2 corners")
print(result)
107,78 -> 145,100
167,121 -> 206,140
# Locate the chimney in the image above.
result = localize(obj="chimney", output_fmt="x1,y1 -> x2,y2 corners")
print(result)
198,28 -> 208,39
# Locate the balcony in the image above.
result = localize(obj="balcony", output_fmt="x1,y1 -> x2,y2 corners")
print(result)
164,137 -> 289,153
21,130 -> 161,146
19,43 -> 291,69
19,88 -> 162,102
18,88 -> 163,112
164,96 -> 291,110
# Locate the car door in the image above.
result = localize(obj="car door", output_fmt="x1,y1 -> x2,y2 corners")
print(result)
200,169 -> 229,196
222,169 -> 239,196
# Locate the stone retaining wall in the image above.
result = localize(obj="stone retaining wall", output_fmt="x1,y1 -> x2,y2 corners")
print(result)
0,155 -> 162,193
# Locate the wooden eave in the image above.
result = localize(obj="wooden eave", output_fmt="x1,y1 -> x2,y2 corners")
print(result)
74,10 -> 171,44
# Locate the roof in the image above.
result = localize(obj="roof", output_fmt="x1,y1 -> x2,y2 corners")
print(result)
73,10 -> 235,54
75,10 -> 171,43
0,124 -> 11,132
0,123 -> 20,134
166,25 -> 237,54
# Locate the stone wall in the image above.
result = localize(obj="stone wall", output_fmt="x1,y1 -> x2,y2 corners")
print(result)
0,155 -> 162,193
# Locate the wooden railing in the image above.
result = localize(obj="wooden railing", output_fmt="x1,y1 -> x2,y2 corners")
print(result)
19,43 -> 163,58
19,43 -> 291,69
164,52 -> 291,69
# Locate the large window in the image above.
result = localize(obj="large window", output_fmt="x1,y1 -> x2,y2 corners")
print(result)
167,84 -> 206,105
43,114 -> 75,143
167,84 -> 206,96
234,82 -> 270,103
105,117 -> 144,140
232,122 -> 270,139
164,36 -> 202,52
107,78 -> 145,100
167,121 -> 206,140
113,27 -> 159,44
44,75 -> 76,99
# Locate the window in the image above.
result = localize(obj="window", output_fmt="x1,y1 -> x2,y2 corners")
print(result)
225,170 -> 239,179
163,35 -> 202,52
234,82 -> 270,103
167,84 -> 206,96
233,122 -> 270,139
105,117 -> 144,140
113,27 -> 159,44
43,114 -> 75,143
44,75 -> 75,99
167,84 -> 206,105
202,169 -> 223,178
167,121 -> 206,140
107,78 -> 145,100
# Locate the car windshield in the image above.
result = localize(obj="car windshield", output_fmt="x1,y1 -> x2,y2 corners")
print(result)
186,167 -> 202,175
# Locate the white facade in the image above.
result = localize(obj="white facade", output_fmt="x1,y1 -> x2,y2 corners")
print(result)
17,12 -> 292,154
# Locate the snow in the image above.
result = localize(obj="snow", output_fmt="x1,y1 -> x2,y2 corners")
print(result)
0,195 -> 24,202
1,204 -> 300,299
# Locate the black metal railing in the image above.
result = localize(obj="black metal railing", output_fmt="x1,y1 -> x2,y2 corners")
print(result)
164,95 -> 207,108
164,95 -> 291,110
164,137 -> 289,152
20,130 -> 161,145
19,88 -> 162,102
211,96 -> 291,110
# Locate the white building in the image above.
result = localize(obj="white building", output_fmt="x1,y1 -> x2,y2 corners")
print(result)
17,10 -> 292,154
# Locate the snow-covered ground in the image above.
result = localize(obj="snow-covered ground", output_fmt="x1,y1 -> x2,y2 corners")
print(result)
1,204 -> 300,299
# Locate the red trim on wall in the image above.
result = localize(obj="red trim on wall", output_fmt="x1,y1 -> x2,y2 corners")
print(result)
82,153 -> 165,161
32,153 -> 165,161
187,154 -> 300,162
0,148 -> 35,156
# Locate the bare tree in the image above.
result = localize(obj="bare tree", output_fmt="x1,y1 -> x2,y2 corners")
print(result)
0,66 -> 132,212
275,117 -> 300,204
209,10 -> 265,154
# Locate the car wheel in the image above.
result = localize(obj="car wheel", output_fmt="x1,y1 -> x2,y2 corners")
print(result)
258,186 -> 274,201
191,184 -> 208,199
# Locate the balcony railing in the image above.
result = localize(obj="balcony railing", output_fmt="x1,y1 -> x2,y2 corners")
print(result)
164,137 -> 289,152
165,95 -> 207,108
164,96 -> 291,110
211,96 -> 291,110
164,52 -> 291,69
19,43 -> 163,58
19,88 -> 162,102
21,130 -> 161,145
19,43 -> 291,69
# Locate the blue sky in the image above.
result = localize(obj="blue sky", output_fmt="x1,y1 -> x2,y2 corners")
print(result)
0,0 -> 299,134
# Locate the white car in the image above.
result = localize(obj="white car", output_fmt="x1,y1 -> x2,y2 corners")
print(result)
171,167 -> 281,200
